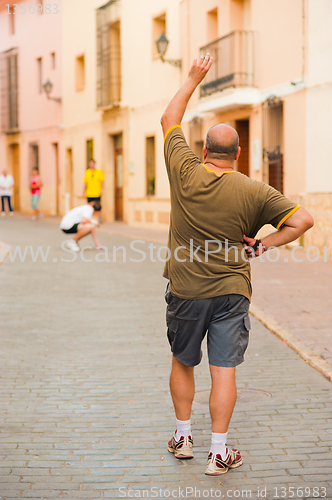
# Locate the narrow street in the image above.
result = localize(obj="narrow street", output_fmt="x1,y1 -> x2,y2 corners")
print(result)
0,219 -> 331,499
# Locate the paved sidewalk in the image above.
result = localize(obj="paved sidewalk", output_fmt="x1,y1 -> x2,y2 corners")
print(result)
100,221 -> 332,376
0,219 -> 331,499
2,216 -> 332,374
250,247 -> 332,366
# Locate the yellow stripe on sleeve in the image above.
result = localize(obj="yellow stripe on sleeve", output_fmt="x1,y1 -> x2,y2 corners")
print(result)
164,125 -> 182,142
276,205 -> 301,230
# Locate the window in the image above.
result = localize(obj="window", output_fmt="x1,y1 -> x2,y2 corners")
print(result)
0,49 -> 19,132
109,21 -> 121,103
152,13 -> 166,58
230,0 -> 244,31
207,8 -> 218,43
51,52 -> 56,69
86,139 -> 93,168
96,0 -> 121,108
75,55 -> 85,91
146,137 -> 156,196
37,57 -> 42,94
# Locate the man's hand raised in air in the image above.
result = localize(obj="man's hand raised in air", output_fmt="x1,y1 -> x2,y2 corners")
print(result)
187,54 -> 214,86
161,54 -> 213,136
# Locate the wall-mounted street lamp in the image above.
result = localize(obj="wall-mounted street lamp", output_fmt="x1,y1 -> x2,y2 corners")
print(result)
156,33 -> 182,68
43,80 -> 61,103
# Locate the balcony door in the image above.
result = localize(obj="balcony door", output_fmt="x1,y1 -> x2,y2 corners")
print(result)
114,133 -> 123,221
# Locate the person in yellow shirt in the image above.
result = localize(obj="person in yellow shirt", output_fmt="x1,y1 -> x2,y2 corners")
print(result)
82,159 -> 104,221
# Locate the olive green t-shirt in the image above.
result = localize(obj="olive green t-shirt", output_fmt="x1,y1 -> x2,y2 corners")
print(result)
163,125 -> 300,301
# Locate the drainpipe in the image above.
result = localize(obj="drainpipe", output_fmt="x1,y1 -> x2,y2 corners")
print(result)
302,0 -> 306,81
186,0 -> 190,78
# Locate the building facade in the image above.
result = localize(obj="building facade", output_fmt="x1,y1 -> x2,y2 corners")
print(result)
90,0 -> 331,248
1,0 -> 331,249
0,0 -> 62,215
175,0 -> 332,250
61,0 -> 181,225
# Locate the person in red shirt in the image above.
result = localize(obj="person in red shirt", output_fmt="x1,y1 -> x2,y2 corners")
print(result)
30,167 -> 43,221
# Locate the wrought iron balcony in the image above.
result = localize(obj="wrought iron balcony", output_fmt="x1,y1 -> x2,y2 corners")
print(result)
200,31 -> 254,98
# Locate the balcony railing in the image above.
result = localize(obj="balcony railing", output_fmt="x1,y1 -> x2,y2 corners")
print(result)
200,31 -> 254,98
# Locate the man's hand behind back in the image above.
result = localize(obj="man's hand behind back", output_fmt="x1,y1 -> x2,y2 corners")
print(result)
243,235 -> 265,260
243,207 -> 314,260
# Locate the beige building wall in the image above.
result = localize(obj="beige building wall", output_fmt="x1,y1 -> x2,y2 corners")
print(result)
61,0 -> 104,215
299,0 -> 332,249
252,0 -> 304,90
61,0 -> 331,248
62,0 -> 181,226
305,0 -> 332,194
172,0 -> 331,249
282,90 -> 306,198
101,0 -> 181,227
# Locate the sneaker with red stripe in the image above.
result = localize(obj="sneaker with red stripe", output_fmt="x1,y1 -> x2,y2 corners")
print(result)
205,447 -> 243,475
167,433 -> 194,459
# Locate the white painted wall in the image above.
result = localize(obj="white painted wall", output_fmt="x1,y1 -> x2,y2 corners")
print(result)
305,0 -> 332,192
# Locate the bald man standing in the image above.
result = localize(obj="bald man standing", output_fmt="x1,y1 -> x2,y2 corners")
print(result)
161,54 -> 314,476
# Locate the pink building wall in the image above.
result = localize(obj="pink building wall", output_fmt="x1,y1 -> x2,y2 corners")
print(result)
0,0 -> 62,215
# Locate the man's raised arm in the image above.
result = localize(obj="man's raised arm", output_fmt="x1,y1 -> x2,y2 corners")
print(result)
160,54 -> 213,137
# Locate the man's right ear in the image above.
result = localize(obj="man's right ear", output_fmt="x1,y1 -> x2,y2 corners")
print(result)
235,146 -> 241,161
203,144 -> 207,160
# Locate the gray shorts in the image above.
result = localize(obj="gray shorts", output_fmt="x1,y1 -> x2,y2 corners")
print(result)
165,285 -> 251,367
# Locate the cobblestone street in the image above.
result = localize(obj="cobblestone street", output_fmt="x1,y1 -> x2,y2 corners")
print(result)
0,219 -> 331,499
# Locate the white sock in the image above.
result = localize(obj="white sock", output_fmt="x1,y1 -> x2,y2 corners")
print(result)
210,432 -> 228,459
175,418 -> 191,440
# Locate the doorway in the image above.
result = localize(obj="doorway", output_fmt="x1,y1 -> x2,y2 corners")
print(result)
263,96 -> 284,193
114,133 -> 123,221
66,148 -> 73,212
10,144 -> 20,211
236,119 -> 249,176
53,143 -> 59,214
269,154 -> 284,193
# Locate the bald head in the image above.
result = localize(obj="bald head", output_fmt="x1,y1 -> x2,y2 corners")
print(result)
205,124 -> 239,161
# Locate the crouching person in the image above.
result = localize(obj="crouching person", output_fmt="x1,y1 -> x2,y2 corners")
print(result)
60,201 -> 102,251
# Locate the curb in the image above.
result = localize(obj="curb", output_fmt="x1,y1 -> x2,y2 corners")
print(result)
250,303 -> 332,383
97,224 -> 332,383
0,241 -> 10,265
